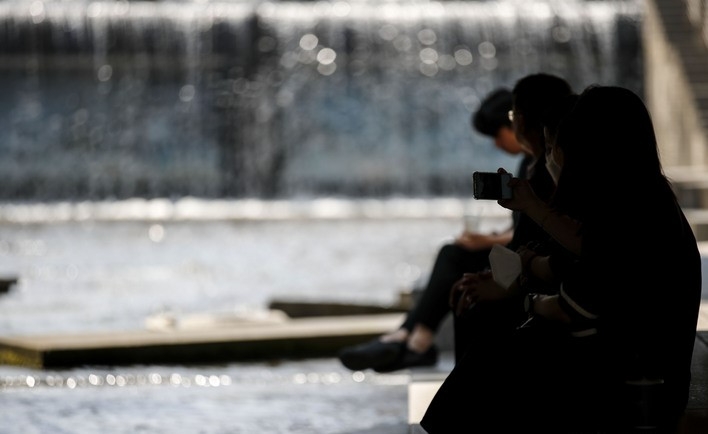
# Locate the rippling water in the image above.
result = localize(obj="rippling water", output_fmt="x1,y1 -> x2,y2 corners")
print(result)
0,198 -> 489,433
1,360 -> 422,434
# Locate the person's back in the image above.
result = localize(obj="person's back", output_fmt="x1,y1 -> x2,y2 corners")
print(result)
556,86 -> 702,425
616,186 -> 699,424
553,85 -> 702,429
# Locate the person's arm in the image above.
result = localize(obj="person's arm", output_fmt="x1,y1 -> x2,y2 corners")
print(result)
529,294 -> 571,323
517,245 -> 555,283
527,271 -> 600,340
522,202 -> 582,256
498,177 -> 582,256
450,270 -> 516,315
454,226 -> 514,251
527,255 -> 555,282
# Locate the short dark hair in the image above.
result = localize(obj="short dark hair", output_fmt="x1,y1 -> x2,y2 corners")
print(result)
512,73 -> 573,132
472,88 -> 513,137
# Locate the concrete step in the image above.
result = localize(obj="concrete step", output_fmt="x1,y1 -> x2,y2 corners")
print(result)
268,296 -> 410,318
0,312 -> 405,369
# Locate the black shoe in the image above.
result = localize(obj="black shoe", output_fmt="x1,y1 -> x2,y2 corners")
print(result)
338,339 -> 404,371
374,345 -> 438,373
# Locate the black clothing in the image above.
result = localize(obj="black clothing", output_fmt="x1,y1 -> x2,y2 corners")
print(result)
420,183 -> 702,433
452,154 -> 557,361
452,226 -> 575,362
505,156 -> 556,251
400,155 -> 533,341
560,187 -> 702,429
402,244 -> 490,334
421,319 -> 599,433
338,151 -> 535,371
401,153 -> 557,363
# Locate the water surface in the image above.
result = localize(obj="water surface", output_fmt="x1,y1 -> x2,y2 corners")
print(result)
0,198 -> 482,433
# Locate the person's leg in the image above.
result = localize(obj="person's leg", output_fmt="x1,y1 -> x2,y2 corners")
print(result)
420,323 -> 571,434
339,243 -> 490,371
400,244 -> 492,352
452,296 -> 526,363
404,244 -> 491,333
370,245 -> 492,372
420,329 -> 532,433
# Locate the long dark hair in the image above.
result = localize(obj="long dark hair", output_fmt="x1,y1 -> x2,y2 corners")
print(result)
552,85 -> 674,221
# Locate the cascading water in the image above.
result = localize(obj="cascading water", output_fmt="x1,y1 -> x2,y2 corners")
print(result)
0,5 -> 657,431
0,0 -> 643,201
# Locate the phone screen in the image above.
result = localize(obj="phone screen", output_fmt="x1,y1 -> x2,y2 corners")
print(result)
472,172 -> 512,200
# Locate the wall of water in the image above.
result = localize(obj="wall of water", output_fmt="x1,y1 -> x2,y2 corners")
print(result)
0,1 -> 643,200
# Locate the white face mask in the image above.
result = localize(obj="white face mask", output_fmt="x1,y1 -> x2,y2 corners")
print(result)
546,154 -> 562,185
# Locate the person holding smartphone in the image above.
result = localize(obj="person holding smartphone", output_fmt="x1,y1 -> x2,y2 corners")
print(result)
449,74 -> 573,362
337,88 -> 526,372
338,74 -> 573,372
420,85 -> 702,433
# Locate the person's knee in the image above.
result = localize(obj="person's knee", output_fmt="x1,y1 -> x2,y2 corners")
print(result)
438,243 -> 464,261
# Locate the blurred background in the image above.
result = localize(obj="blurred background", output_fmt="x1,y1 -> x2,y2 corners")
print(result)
5,1 -> 702,433
0,0 -> 643,200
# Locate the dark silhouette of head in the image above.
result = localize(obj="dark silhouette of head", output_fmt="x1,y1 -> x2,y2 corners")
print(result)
554,85 -> 672,218
511,73 -> 574,159
473,88 -> 513,137
472,88 -> 524,156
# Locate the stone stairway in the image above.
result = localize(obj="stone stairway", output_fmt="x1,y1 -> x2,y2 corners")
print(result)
646,0 -> 708,239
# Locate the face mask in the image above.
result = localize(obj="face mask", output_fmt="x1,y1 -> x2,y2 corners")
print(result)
546,155 -> 562,185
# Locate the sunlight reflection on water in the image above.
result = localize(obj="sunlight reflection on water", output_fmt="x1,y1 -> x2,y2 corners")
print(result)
0,198 -> 485,433
0,359 -> 422,433
0,198 -> 512,335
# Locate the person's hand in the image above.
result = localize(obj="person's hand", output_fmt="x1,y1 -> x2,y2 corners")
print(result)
453,231 -> 489,251
449,272 -> 482,312
516,244 -> 538,274
449,271 -> 507,316
496,168 -> 539,213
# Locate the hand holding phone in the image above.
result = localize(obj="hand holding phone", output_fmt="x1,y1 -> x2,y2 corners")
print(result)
472,171 -> 512,200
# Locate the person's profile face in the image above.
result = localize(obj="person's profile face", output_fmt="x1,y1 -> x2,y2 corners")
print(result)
493,127 -> 524,155
509,107 -> 529,151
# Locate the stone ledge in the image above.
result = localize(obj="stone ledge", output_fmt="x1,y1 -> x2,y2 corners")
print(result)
407,328 -> 708,433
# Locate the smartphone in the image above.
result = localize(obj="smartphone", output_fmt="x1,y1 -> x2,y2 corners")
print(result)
472,171 -> 512,200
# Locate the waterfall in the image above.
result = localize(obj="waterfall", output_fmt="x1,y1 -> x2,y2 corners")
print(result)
0,0 -> 643,200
